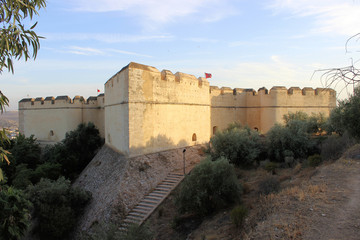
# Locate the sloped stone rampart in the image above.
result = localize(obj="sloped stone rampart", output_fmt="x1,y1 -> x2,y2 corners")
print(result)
73,144 -> 204,234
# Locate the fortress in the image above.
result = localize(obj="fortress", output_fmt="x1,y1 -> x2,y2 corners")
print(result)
19,62 -> 337,157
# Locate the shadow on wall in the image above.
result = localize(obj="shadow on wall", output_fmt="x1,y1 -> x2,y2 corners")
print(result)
129,134 -> 191,156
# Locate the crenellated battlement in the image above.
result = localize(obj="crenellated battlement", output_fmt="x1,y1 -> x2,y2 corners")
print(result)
19,94 -> 105,109
209,85 -> 336,97
19,62 -> 337,157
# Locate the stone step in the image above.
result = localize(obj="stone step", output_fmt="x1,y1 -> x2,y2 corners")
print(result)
166,175 -> 183,180
132,208 -> 148,215
155,185 -> 171,190
138,202 -> 157,208
141,199 -> 158,204
148,192 -> 166,197
168,173 -> 184,177
144,195 -> 162,201
134,205 -> 153,211
159,182 -> 175,186
127,214 -> 143,220
152,189 -> 168,193
128,211 -> 146,217
162,179 -> 178,184
120,170 -> 187,232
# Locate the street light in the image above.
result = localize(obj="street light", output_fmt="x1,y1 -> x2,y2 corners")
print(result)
183,149 -> 186,175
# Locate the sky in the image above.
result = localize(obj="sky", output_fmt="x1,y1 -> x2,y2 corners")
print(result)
2,0 -> 360,110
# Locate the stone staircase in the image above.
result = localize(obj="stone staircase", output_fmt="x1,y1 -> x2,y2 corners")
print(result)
119,171 -> 184,231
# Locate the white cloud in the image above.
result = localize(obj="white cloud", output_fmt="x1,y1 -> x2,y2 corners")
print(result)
184,37 -> 219,43
44,33 -> 174,43
66,0 -> 237,25
67,46 -> 105,56
106,49 -> 152,58
58,46 -> 152,57
268,0 -> 360,36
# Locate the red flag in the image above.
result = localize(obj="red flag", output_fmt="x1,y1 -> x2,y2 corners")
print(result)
205,73 -> 212,78
97,89 -> 100,93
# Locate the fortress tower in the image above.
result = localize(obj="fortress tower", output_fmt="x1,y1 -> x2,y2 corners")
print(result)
19,62 -> 337,157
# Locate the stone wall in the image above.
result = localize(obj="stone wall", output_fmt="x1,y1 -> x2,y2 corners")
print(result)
105,62 -> 211,157
73,144 -> 204,234
18,94 -> 105,142
210,86 -> 336,134
19,62 -> 337,156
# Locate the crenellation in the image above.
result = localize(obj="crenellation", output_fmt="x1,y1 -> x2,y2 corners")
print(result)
258,87 -> 269,95
210,86 -> 220,93
86,96 -> 98,103
220,87 -> 233,95
270,86 -> 287,93
288,87 -> 302,95
174,71 -> 198,85
19,62 -> 336,157
302,87 -> 314,95
44,96 -> 55,101
161,70 -> 175,82
198,77 -> 209,88
315,88 -> 335,96
19,98 -> 33,103
234,88 -> 245,95
55,95 -> 72,103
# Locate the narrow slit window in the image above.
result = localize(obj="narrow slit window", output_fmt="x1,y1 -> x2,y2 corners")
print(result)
192,133 -> 197,141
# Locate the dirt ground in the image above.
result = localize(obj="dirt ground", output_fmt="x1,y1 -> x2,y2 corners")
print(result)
146,145 -> 360,240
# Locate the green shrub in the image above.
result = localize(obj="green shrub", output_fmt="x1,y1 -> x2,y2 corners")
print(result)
11,164 -> 34,190
32,162 -> 62,182
1,134 -> 41,183
27,177 -> 92,239
307,154 -> 322,167
328,87 -> 360,139
42,122 -> 104,180
9,134 -> 41,169
283,111 -> 326,134
175,157 -> 242,216
266,122 -> 313,162
209,125 -> 261,167
258,176 -> 280,195
11,162 -> 62,190
230,205 -> 248,228
0,186 -> 32,240
321,133 -> 355,161
264,162 -> 278,174
121,223 -> 154,240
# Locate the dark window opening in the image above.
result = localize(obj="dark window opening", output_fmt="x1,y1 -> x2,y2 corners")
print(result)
213,126 -> 218,135
192,133 -> 197,141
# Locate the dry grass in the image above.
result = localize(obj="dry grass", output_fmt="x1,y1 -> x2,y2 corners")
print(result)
146,147 -> 360,240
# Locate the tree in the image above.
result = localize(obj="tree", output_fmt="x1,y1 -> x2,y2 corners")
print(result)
0,186 -> 32,240
208,124 -> 262,167
0,0 -> 46,180
327,87 -> 360,140
175,157 -> 242,216
313,33 -> 360,96
27,177 -> 92,240
42,122 -> 104,180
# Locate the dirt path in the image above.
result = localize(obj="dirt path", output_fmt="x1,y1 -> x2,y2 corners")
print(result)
304,160 -> 360,240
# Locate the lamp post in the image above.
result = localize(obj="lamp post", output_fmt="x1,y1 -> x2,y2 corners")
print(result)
183,149 -> 186,175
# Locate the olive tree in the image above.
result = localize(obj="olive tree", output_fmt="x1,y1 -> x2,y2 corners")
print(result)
0,0 -> 46,180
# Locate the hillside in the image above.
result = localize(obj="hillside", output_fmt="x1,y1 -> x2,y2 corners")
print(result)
0,111 -> 19,128
144,144 -> 360,240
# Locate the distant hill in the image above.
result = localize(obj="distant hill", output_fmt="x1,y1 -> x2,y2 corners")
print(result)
0,111 -> 19,128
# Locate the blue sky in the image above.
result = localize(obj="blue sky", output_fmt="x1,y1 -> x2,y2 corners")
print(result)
2,0 -> 360,110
